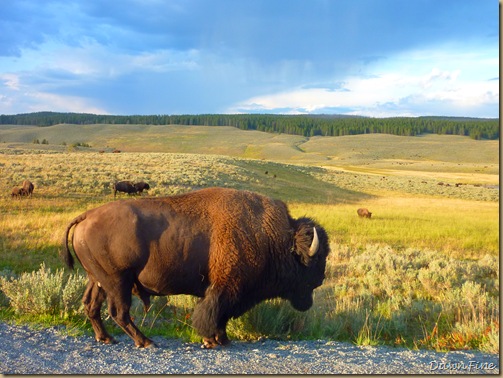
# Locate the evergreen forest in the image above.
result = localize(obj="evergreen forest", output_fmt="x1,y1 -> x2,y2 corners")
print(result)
0,112 -> 498,140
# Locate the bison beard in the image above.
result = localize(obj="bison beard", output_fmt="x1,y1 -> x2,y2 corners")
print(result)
61,187 -> 330,349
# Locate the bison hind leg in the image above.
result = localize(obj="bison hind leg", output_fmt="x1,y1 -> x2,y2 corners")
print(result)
105,280 -> 156,348
82,280 -> 116,344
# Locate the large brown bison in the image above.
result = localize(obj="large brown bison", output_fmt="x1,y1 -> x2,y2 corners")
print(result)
113,181 -> 137,198
22,180 -> 34,197
357,208 -> 372,218
61,187 -> 330,349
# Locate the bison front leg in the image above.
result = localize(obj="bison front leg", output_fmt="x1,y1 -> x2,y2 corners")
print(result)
191,287 -> 231,349
82,280 -> 115,344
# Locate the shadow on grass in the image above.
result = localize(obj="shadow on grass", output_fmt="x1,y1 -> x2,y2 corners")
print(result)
231,159 -> 375,204
0,240 -> 63,274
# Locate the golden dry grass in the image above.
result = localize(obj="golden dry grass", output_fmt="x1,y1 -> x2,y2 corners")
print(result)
0,126 -> 498,352
290,196 -> 499,258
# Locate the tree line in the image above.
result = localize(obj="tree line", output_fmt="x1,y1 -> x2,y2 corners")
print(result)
0,111 -> 499,140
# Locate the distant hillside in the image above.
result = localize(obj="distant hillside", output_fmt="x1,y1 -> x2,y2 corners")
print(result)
0,111 -> 499,140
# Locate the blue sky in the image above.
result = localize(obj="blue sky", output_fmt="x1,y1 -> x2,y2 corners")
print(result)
0,0 -> 499,117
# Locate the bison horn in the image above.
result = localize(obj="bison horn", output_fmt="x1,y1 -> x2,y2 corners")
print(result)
309,227 -> 319,256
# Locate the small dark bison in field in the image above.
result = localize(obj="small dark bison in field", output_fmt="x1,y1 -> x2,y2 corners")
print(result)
22,180 -> 34,197
113,181 -> 150,198
357,208 -> 372,218
11,187 -> 25,199
61,187 -> 330,349
113,181 -> 137,198
134,181 -> 150,194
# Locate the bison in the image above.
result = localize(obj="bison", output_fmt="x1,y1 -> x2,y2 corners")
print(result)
61,187 -> 330,349
11,187 -> 25,199
113,181 -> 137,198
134,181 -> 150,195
357,208 -> 372,218
22,180 -> 34,197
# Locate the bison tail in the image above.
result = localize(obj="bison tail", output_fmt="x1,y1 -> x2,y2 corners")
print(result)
61,213 -> 86,270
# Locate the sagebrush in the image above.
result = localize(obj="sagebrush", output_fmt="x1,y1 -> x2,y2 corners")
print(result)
0,263 -> 86,318
0,246 -> 498,353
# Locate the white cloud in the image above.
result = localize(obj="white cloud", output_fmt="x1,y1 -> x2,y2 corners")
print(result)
25,91 -> 109,114
0,73 -> 109,114
420,68 -> 461,89
229,44 -> 499,118
5,39 -> 201,81
1,74 -> 20,90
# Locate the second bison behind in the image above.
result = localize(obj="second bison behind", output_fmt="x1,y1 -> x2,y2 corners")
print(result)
113,180 -> 150,198
62,187 -> 330,349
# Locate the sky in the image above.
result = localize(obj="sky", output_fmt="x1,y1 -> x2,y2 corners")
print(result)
0,0 -> 499,118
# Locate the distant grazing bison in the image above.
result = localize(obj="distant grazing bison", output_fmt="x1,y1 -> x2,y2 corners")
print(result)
134,181 -> 150,195
357,208 -> 372,218
22,180 -> 34,197
113,181 -> 137,198
61,187 -> 330,348
11,187 -> 25,199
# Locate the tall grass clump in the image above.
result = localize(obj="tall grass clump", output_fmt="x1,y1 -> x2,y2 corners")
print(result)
131,294 -> 202,343
227,298 -> 310,341
320,245 -> 499,352
0,263 -> 86,318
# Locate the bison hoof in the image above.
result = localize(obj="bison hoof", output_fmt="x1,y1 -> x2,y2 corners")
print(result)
202,335 -> 230,349
137,339 -> 157,349
97,336 -> 117,344
202,337 -> 219,349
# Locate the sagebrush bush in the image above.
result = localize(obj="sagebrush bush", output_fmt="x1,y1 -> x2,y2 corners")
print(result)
323,245 -> 499,351
0,263 -> 86,317
0,246 -> 498,353
228,298 -> 309,340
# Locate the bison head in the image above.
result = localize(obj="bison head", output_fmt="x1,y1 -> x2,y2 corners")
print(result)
287,218 -> 330,311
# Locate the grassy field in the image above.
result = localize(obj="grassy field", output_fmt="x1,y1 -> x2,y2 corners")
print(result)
0,124 -> 499,352
0,123 -> 498,172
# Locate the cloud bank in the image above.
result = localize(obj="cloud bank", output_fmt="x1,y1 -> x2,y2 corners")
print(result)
0,0 -> 498,117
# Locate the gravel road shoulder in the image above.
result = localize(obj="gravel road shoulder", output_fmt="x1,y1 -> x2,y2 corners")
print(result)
0,322 -> 499,374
